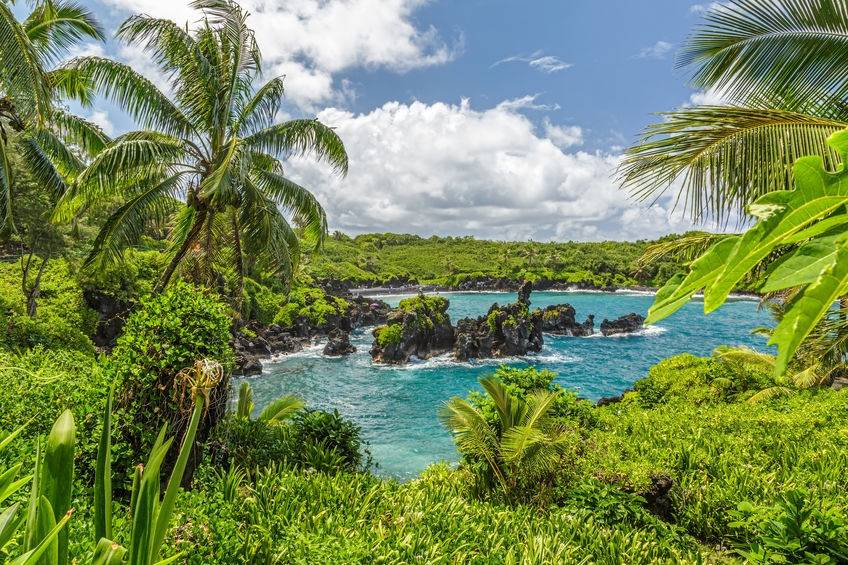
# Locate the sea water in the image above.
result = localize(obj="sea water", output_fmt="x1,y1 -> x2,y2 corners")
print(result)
236,290 -> 771,479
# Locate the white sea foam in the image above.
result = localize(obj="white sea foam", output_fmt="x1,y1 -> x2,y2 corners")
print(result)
584,325 -> 667,339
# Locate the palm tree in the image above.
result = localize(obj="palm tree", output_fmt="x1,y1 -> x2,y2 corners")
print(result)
57,0 -> 348,294
438,376 -> 573,500
619,0 -> 848,224
0,0 -> 107,233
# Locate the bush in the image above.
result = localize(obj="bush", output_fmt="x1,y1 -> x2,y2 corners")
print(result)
0,347 -> 110,481
272,286 -> 349,329
208,407 -> 369,474
110,282 -> 234,480
207,416 -> 292,470
469,365 -> 597,428
0,258 -> 97,354
289,409 -> 368,472
632,351 -> 775,407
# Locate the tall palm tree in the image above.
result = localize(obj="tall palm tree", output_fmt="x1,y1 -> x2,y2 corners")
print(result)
619,0 -> 848,224
439,376 -> 572,499
57,0 -> 348,294
0,0 -> 107,233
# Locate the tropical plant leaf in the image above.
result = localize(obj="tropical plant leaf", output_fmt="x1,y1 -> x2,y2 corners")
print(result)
646,236 -> 739,324
761,235 -> 844,292
770,243 -> 848,374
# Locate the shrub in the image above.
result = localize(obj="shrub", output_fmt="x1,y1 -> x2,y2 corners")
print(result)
0,258 -> 97,354
289,409 -> 367,472
206,416 -> 292,471
469,366 -> 597,428
110,282 -> 234,479
0,347 -> 109,481
375,324 -> 402,347
272,286 -> 349,329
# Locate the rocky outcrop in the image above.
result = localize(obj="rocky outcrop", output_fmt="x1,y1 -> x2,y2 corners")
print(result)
539,304 -> 594,336
83,289 -> 132,348
453,281 -> 543,361
370,295 -> 454,364
348,296 -> 391,327
600,313 -> 645,336
233,294 -> 390,374
323,329 -> 356,356
233,322 -> 305,376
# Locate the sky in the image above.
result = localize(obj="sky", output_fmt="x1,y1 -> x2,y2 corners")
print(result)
62,0 -> 720,241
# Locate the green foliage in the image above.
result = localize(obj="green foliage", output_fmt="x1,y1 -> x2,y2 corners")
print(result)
648,130 -> 848,375
289,409 -> 367,473
374,324 -> 402,347
271,285 -> 348,328
0,348 -> 109,481
632,351 -> 776,407
109,282 -> 233,478
470,366 -> 598,428
0,259 -> 96,354
306,232 -> 681,288
166,464 -> 711,563
440,375 -> 579,503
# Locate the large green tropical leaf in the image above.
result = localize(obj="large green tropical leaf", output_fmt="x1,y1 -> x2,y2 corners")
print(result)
770,243 -> 848,374
649,128 -> 848,376
645,236 -> 740,324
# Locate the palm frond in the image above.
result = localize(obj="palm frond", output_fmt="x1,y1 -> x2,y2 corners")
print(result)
49,109 -> 110,157
0,1 -> 51,119
16,133 -> 67,199
253,169 -> 328,249
243,119 -> 349,176
67,56 -> 193,137
681,0 -> 848,105
23,0 -> 105,65
619,105 -> 846,223
747,385 -> 793,404
635,232 -> 730,273
0,134 -> 13,232
234,76 -> 285,136
84,172 -> 184,269
257,395 -> 304,423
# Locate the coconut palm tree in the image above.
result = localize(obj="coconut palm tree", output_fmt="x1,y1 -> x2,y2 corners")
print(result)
0,0 -> 107,233
439,376 -> 573,500
619,0 -> 848,224
57,0 -> 348,294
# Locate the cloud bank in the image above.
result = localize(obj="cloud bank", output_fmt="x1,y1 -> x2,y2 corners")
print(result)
286,99 -> 692,241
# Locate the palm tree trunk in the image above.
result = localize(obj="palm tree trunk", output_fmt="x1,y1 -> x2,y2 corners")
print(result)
231,210 -> 245,322
154,209 -> 208,293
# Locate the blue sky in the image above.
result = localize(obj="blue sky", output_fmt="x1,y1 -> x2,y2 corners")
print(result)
62,0 -> 716,241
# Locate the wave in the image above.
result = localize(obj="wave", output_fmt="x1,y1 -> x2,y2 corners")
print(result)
584,325 -> 667,339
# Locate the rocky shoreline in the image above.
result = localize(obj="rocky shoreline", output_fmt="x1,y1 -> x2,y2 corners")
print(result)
232,293 -> 391,376
368,281 -> 645,365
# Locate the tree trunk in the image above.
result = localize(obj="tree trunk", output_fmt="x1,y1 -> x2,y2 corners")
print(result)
21,252 -> 47,318
154,208 -> 208,293
231,210 -> 245,322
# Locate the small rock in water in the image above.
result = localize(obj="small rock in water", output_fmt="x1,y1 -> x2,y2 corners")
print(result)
599,313 -> 645,336
324,329 -> 356,356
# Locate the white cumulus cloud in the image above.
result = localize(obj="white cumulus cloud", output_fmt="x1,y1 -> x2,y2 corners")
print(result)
636,40 -> 674,60
98,0 -> 459,109
284,99 -> 693,241
491,51 -> 572,74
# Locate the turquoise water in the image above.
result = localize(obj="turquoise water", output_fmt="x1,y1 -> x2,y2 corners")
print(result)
237,291 -> 771,479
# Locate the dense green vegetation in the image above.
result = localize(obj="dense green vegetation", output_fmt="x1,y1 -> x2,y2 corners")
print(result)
0,0 -> 846,563
306,231 -> 684,288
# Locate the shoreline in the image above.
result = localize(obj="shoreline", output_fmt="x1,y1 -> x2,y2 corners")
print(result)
350,283 -> 762,301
